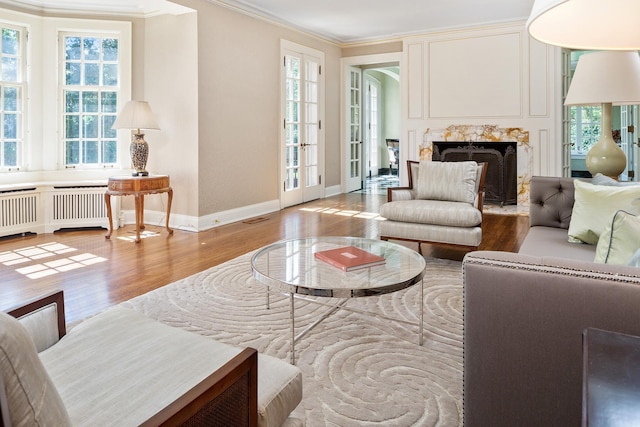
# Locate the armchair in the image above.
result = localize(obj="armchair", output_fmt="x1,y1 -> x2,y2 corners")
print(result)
379,160 -> 488,254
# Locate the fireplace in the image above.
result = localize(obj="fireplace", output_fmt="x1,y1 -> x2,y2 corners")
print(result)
432,141 -> 517,206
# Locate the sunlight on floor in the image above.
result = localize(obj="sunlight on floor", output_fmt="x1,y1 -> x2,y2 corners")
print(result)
299,207 -> 386,220
0,242 -> 107,279
116,230 -> 161,242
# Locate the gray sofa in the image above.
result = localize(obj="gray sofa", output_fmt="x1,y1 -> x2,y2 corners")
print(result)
463,176 -> 640,426
1,290 -> 302,427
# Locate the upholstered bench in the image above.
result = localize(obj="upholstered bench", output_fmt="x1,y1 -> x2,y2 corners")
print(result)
0,291 -> 302,426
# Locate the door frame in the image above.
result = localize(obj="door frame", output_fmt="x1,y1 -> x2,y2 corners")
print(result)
340,52 -> 402,193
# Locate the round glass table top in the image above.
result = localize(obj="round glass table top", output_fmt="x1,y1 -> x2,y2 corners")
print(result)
251,237 -> 426,298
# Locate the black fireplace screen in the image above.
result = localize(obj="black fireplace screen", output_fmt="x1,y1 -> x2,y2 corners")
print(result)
432,141 -> 517,206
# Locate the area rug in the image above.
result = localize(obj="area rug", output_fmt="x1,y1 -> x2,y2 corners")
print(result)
120,252 -> 464,426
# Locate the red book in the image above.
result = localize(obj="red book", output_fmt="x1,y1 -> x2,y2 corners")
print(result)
314,246 -> 386,271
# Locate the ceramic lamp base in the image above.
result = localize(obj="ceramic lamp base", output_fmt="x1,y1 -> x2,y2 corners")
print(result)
130,133 -> 149,176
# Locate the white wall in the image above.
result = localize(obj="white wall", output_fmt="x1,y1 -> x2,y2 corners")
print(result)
401,22 -> 562,182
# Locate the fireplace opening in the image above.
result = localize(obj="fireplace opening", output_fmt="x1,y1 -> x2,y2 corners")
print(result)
432,141 -> 517,206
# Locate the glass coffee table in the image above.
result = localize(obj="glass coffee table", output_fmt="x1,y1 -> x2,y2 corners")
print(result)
251,237 -> 426,364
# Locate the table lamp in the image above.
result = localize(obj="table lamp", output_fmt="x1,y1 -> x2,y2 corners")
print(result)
527,0 -> 640,50
112,100 -> 160,176
564,51 -> 640,178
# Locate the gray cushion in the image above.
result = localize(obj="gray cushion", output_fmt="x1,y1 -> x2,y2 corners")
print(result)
0,312 -> 71,427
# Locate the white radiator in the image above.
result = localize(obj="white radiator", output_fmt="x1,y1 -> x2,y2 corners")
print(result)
0,184 -> 113,237
45,185 -> 110,233
0,188 -> 41,236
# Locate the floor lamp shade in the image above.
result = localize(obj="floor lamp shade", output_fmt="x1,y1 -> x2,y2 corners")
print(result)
527,0 -> 640,50
564,51 -> 640,178
112,101 -> 160,176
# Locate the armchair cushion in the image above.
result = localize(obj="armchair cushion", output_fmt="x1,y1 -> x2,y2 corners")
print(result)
416,161 -> 478,204
380,200 -> 482,227
0,312 -> 71,427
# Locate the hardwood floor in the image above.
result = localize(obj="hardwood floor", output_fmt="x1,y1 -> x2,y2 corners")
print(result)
0,192 -> 529,323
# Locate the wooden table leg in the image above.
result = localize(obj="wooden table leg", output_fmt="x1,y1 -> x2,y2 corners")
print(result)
134,194 -> 142,243
139,194 -> 145,230
105,193 -> 113,239
166,188 -> 174,235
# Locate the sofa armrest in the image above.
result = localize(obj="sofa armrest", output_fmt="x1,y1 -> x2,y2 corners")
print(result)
463,250 -> 640,426
8,290 -> 66,352
141,347 -> 258,427
386,187 -> 414,202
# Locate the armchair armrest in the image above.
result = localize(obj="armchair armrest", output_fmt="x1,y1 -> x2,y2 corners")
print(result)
141,347 -> 259,427
7,290 -> 66,352
387,187 -> 415,202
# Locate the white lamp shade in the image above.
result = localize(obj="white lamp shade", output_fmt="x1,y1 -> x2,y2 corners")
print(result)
564,51 -> 640,106
112,100 -> 160,131
527,0 -> 640,50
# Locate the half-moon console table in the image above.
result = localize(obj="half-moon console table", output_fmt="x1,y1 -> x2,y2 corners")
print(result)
104,174 -> 173,243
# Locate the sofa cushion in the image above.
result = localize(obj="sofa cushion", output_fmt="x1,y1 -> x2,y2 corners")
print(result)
0,312 -> 71,427
39,306 -> 301,427
518,226 -> 596,262
380,199 -> 482,227
416,161 -> 478,204
595,210 -> 640,265
568,180 -> 640,245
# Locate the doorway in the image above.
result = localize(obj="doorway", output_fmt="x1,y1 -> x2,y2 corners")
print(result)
341,53 -> 402,193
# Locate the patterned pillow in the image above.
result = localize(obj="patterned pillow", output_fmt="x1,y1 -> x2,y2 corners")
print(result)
416,161 -> 478,204
0,312 -> 71,426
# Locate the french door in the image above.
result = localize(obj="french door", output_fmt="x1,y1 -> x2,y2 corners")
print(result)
280,41 -> 325,208
344,66 -> 362,192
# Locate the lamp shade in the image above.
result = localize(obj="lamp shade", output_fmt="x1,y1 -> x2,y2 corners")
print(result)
564,51 -> 640,106
112,100 -> 160,131
527,0 -> 640,50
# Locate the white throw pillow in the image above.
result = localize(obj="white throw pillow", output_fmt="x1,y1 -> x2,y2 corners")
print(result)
0,312 -> 71,426
628,249 -> 640,267
594,210 -> 640,265
568,180 -> 640,245
416,161 -> 478,204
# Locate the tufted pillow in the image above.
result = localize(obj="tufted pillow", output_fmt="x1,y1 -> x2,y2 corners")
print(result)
416,161 -> 478,204
594,210 -> 640,265
0,312 -> 71,426
567,180 -> 640,245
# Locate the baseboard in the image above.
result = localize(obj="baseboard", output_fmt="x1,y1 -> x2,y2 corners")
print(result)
119,199 -> 281,233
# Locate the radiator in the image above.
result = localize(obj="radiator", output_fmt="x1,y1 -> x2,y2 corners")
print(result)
44,186 -> 109,233
0,188 -> 41,236
0,184 -> 112,237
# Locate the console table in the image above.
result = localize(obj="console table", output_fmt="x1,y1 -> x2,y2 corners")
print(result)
104,175 -> 173,243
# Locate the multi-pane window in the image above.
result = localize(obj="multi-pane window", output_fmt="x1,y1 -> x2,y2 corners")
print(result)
569,50 -> 602,155
570,105 -> 601,154
1,25 -> 24,171
62,34 -> 119,167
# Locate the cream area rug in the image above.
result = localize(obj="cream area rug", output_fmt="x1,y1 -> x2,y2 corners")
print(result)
120,252 -> 464,427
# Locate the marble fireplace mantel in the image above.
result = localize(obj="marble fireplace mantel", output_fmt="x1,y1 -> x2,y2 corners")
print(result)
420,125 -> 532,213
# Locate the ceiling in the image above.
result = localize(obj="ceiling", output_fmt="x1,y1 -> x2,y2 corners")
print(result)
2,0 -> 536,44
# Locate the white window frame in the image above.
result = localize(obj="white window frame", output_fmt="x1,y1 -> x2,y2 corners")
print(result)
59,32 -> 121,169
0,22 -> 27,172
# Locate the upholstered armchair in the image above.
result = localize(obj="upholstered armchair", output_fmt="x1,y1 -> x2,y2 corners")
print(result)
379,160 -> 488,254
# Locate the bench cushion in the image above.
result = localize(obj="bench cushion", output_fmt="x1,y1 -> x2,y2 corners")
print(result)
39,306 -> 301,427
0,312 -> 71,427
380,199 -> 482,227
